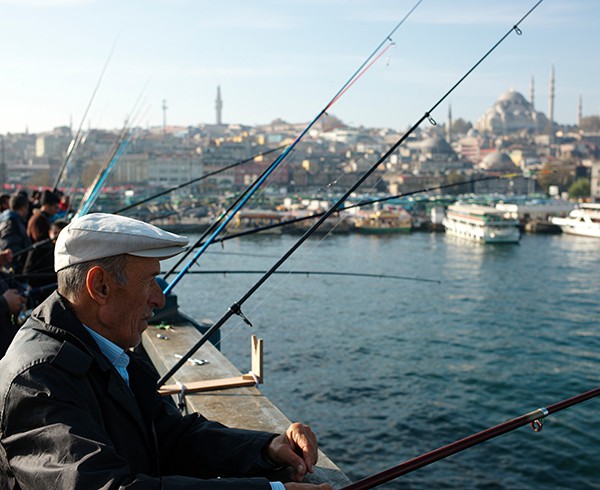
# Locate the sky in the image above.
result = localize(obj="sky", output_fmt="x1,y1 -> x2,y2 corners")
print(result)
0,0 -> 598,135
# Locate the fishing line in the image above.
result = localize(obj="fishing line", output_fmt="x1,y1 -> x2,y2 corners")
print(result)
157,0 -> 543,388
162,0 -> 423,295
183,174 -> 508,246
113,145 -> 286,214
169,269 -> 440,283
53,34 -> 120,192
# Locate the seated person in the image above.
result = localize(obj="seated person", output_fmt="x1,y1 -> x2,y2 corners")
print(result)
0,249 -> 27,358
0,213 -> 331,490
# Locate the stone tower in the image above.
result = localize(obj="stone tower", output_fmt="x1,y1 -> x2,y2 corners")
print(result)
548,64 -> 555,137
215,86 -> 223,125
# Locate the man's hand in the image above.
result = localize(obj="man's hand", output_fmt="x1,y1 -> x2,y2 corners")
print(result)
3,289 -> 26,314
0,249 -> 13,267
267,422 -> 320,482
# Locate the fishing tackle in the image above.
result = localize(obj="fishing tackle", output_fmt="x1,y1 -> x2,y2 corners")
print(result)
53,37 -> 119,193
165,269 -> 441,284
162,146 -> 298,280
157,0 -> 544,388
339,386 -> 599,490
183,174 -> 515,249
162,0 -> 424,295
75,84 -> 150,217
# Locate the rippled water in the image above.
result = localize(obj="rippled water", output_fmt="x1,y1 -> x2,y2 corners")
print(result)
169,231 -> 600,489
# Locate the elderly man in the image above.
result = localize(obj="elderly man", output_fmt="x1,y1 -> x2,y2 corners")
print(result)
0,213 -> 331,490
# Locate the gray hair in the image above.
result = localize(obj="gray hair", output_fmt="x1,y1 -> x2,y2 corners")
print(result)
57,254 -> 129,298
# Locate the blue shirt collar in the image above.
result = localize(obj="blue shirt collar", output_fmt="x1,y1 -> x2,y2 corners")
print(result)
83,325 -> 130,386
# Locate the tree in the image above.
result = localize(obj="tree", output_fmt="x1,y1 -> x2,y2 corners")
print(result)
537,160 -> 575,194
568,178 -> 590,199
451,118 -> 473,135
445,171 -> 471,195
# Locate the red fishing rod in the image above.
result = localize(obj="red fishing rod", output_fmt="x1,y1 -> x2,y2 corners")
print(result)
340,387 -> 600,490
162,0 -> 423,294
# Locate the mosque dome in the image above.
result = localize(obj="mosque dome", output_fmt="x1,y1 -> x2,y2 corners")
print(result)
475,89 -> 549,135
479,151 -> 520,173
419,135 -> 454,155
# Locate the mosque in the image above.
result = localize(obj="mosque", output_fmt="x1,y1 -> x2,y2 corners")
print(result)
475,88 -> 550,135
475,68 -> 556,135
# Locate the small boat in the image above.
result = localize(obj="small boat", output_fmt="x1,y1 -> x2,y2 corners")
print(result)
354,209 -> 412,234
443,203 -> 520,243
549,203 -> 600,238
228,209 -> 285,235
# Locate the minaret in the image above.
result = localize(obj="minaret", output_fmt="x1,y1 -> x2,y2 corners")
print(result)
577,94 -> 582,128
529,75 -> 535,109
446,103 -> 452,142
215,86 -> 223,125
162,99 -> 168,134
548,64 -> 555,138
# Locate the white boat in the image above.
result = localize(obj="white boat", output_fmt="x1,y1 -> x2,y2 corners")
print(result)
549,203 -> 600,238
443,203 -> 520,243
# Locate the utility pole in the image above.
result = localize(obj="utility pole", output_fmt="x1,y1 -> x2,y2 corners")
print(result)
162,99 -> 168,134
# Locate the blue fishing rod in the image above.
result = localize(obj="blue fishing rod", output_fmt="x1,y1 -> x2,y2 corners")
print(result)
75,82 -> 149,217
162,145 -> 293,280
157,0 -> 544,388
162,0 -> 424,295
75,128 -> 137,217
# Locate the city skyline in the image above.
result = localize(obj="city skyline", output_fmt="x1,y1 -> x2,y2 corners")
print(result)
0,0 -> 598,134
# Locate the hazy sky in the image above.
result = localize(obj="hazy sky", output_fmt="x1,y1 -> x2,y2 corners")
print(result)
0,0 -> 597,134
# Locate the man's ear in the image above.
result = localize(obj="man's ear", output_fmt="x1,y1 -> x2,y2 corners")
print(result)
86,266 -> 111,305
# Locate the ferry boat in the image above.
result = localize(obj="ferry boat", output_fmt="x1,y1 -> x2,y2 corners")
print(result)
353,209 -> 412,234
549,203 -> 600,238
442,203 -> 520,243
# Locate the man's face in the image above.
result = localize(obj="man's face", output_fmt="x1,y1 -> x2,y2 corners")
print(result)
44,203 -> 60,217
101,256 -> 165,349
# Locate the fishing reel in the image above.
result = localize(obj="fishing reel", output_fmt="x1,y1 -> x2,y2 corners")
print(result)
14,286 -> 31,326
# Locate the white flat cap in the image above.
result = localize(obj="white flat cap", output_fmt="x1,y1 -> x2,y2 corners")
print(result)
54,213 -> 189,272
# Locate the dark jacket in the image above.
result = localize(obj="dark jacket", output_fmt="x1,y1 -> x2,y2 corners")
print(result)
0,210 -> 31,274
0,292 -> 276,489
0,273 -> 25,359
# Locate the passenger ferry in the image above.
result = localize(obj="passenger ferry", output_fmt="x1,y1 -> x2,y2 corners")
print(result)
353,209 -> 412,234
443,203 -> 521,243
549,203 -> 600,238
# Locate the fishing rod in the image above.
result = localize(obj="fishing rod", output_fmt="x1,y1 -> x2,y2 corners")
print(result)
340,386 -> 599,490
75,128 -> 137,217
10,238 -> 52,259
156,0 -> 543,388
162,0 -> 423,293
164,269 -> 440,284
75,83 -> 151,218
113,145 -> 286,215
130,143 -> 291,281
161,144 -> 300,280
53,37 -> 119,193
